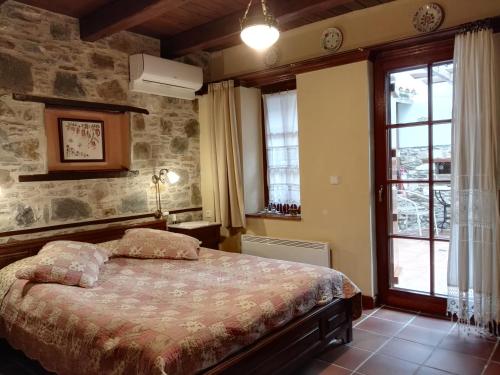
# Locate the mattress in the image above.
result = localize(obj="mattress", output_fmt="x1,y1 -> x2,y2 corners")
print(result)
0,245 -> 360,375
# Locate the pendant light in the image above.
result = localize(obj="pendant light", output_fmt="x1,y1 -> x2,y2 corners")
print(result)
240,0 -> 279,50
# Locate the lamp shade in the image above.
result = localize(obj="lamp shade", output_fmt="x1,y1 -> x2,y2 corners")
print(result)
241,23 -> 279,50
240,0 -> 279,51
166,170 -> 180,184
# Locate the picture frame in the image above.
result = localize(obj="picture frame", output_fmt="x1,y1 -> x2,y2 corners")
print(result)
58,118 -> 105,163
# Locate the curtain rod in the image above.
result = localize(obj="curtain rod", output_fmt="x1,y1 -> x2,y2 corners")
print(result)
459,18 -> 495,34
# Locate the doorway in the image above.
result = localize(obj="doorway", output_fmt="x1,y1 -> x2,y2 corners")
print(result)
374,40 -> 454,315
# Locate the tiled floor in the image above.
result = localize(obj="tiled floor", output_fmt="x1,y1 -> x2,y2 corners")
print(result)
299,306 -> 500,375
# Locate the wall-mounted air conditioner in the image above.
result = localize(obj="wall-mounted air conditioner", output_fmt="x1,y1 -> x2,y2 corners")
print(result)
129,54 -> 203,100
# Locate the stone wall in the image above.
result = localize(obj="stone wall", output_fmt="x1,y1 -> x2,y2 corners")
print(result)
0,1 -> 202,234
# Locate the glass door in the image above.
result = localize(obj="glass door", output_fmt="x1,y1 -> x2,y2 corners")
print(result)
374,41 -> 454,314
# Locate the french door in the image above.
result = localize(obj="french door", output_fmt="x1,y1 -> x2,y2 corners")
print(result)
374,40 -> 454,315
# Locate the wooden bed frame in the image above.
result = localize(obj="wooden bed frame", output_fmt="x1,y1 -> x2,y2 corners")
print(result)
0,219 -> 354,374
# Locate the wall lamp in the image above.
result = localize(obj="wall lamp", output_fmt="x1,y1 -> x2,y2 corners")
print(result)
152,168 -> 180,218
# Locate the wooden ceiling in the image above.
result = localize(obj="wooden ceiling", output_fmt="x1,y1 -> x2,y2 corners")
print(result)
14,0 -> 393,57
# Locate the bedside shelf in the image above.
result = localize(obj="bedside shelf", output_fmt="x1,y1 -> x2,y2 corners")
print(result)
18,170 -> 139,182
168,222 -> 221,250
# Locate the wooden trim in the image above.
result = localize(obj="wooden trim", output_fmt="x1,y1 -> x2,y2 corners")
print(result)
0,208 -> 202,238
245,213 -> 301,221
260,80 -> 297,95
80,0 -> 189,42
168,207 -> 202,214
0,219 -> 167,268
12,93 -> 149,114
260,96 -> 270,208
362,295 -> 377,310
18,169 -> 139,182
237,49 -> 371,88
385,290 -> 447,317
197,49 -> 369,95
199,16 -> 499,95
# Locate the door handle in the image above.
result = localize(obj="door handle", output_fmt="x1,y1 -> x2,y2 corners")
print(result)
378,185 -> 384,203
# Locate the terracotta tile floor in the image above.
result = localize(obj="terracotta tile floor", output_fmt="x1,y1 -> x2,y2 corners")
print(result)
299,306 -> 500,375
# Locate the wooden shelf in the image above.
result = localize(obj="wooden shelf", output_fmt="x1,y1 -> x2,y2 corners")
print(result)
245,213 -> 301,221
12,93 -> 149,114
18,170 -> 139,182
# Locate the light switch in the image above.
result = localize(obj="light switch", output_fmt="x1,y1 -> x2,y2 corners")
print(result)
330,176 -> 340,185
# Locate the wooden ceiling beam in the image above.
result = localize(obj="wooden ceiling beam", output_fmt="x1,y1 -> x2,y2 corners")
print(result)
161,0 -> 353,58
80,0 -> 191,42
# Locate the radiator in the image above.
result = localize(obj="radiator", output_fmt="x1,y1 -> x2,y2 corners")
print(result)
241,234 -> 330,267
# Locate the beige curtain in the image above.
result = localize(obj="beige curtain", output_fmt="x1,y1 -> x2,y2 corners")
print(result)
207,81 -> 246,228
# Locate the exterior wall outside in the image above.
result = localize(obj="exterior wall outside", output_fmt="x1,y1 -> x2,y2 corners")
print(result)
0,1 -> 202,237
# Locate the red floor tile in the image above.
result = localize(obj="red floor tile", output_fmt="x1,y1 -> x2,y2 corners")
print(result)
448,325 -> 498,342
320,346 -> 372,370
379,337 -> 434,364
357,353 -> 419,375
438,330 -> 496,359
355,317 -> 404,337
361,307 -> 379,316
484,361 -> 500,375
492,344 -> 500,362
349,328 -> 390,351
424,348 -> 487,375
411,315 -> 455,333
415,366 -> 452,374
396,325 -> 447,346
372,307 -> 416,324
298,359 -> 352,375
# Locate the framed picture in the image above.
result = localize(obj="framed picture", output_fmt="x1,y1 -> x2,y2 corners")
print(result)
58,118 -> 105,162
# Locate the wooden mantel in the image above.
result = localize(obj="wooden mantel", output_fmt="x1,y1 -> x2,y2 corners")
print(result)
12,94 -> 149,115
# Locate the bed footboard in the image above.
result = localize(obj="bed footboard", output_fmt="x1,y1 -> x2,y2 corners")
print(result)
205,296 -> 353,375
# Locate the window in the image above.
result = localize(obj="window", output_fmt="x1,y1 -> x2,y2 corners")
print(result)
262,90 -> 300,211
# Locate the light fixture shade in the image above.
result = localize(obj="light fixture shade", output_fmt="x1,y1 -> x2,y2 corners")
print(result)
166,170 -> 180,184
240,0 -> 279,50
241,23 -> 279,50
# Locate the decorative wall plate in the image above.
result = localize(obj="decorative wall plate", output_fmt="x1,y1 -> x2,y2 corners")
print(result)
320,27 -> 343,52
264,47 -> 280,67
412,3 -> 444,33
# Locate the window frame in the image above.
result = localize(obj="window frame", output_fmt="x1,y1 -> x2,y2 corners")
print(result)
260,79 -> 298,209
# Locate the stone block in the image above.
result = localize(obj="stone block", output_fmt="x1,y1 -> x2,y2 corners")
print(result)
0,53 -> 33,93
53,71 -> 85,98
51,198 -> 92,220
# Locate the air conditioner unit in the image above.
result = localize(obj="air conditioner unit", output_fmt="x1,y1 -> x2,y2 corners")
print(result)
129,54 -> 203,100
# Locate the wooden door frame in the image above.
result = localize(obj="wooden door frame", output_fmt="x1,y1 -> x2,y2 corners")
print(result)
373,39 -> 454,316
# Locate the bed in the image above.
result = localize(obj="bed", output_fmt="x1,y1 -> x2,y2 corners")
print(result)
0,219 -> 361,374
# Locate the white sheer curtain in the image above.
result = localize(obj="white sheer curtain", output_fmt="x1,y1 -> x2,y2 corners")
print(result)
447,27 -> 499,332
262,90 -> 300,205
206,81 -> 246,228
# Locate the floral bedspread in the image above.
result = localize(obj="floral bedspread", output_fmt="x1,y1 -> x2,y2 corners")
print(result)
0,246 -> 360,375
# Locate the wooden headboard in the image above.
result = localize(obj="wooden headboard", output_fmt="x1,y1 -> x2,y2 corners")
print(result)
0,219 -> 166,269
